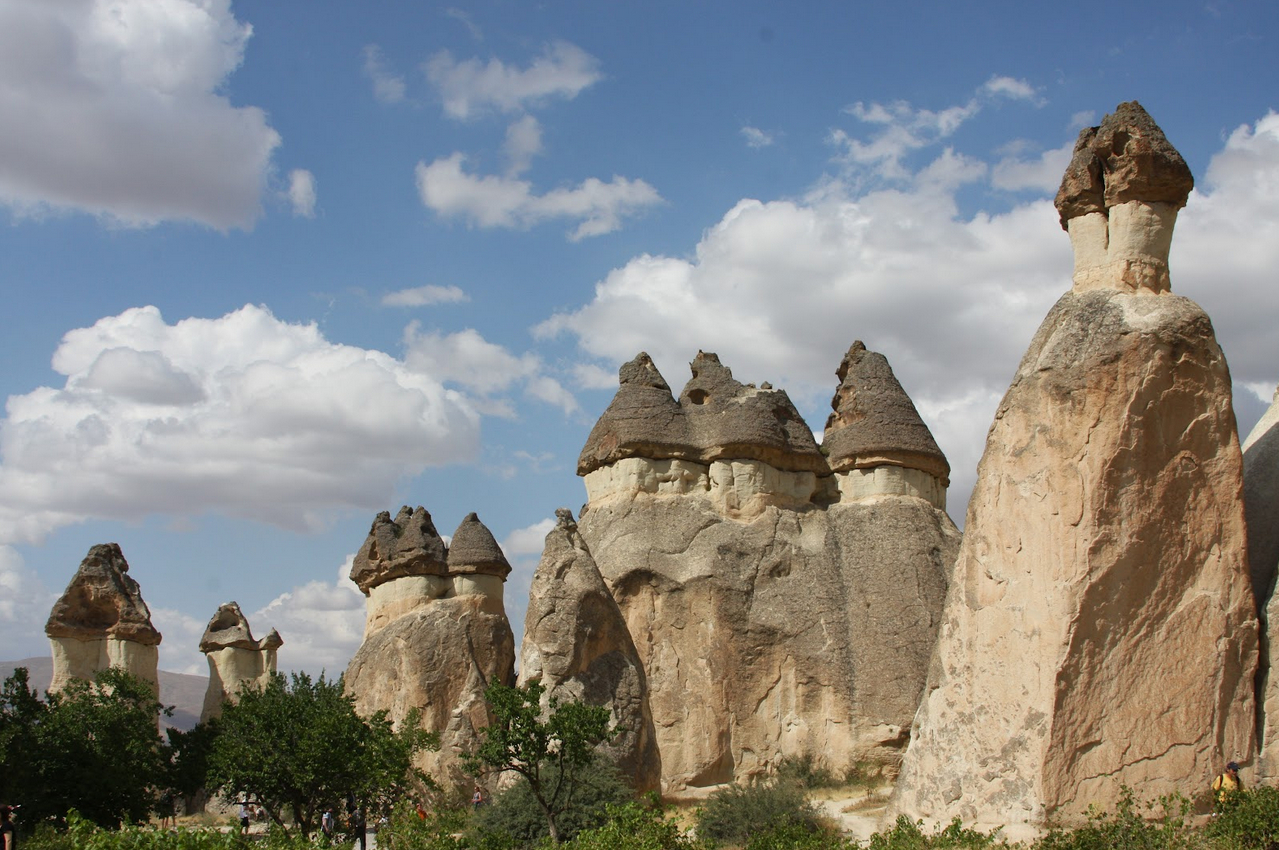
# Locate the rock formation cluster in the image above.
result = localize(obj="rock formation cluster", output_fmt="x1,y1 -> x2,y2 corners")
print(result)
344,507 -> 516,782
45,543 -> 162,695
890,102 -> 1257,828
198,601 -> 282,722
577,345 -> 959,793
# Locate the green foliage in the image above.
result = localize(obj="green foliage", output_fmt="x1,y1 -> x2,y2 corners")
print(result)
566,800 -> 708,850
1202,784 -> 1279,849
373,799 -> 471,850
464,681 -> 615,844
205,671 -> 434,838
774,755 -> 836,791
473,757 -> 633,845
744,820 -> 855,850
1,667 -> 174,829
694,777 -> 823,846
1036,788 -> 1201,850
24,810 -> 246,850
867,816 -> 1003,850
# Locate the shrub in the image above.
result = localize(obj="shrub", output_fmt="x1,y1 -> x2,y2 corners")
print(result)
568,800 -> 708,850
744,820 -> 855,850
694,777 -> 822,846
1203,784 -> 1279,849
368,799 -> 470,850
1035,788 -> 1202,850
473,756 -> 634,846
774,756 -> 836,791
866,815 -> 1004,850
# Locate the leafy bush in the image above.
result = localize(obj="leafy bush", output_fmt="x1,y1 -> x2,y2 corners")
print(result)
774,756 -> 836,791
694,777 -> 822,846
567,800 -> 707,850
473,756 -> 634,846
24,810 -> 247,850
1035,788 -> 1202,850
744,819 -> 855,850
1203,784 -> 1279,849
372,799 -> 470,850
866,816 -> 1004,850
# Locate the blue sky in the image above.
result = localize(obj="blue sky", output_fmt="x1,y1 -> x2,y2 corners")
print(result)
2,0 -> 1278,677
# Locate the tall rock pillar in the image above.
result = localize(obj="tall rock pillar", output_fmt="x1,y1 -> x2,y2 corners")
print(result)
890,102 -> 1257,829
45,543 -> 162,696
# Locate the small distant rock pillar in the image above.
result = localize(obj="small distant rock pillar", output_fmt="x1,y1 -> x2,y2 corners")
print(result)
198,602 -> 282,722
45,543 -> 162,697
889,102 -> 1257,830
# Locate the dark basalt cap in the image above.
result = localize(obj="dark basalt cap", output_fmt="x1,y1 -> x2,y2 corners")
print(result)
349,506 -> 448,594
679,352 -> 828,474
200,601 -> 282,653
577,352 -> 693,475
1055,101 -> 1194,229
45,543 -> 162,646
447,512 -> 512,579
822,341 -> 950,482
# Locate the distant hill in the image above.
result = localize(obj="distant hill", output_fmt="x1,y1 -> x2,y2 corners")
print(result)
0,657 -> 207,732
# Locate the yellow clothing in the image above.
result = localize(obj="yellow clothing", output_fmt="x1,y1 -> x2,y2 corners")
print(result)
1213,770 -> 1241,806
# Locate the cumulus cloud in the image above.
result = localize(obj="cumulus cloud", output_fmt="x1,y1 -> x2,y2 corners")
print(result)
253,556 -> 366,677
538,102 -> 1279,525
424,41 -> 601,120
287,169 -> 317,218
151,607 -> 208,675
362,43 -> 407,104
0,305 -> 482,544
0,0 -> 280,230
416,153 -> 662,240
381,285 -> 470,307
992,141 -> 1074,192
403,324 -> 578,415
0,546 -> 56,657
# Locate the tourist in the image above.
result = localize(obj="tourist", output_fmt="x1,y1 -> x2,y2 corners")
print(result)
1212,761 -> 1242,809
238,802 -> 250,833
1,805 -> 16,850
321,808 -> 335,839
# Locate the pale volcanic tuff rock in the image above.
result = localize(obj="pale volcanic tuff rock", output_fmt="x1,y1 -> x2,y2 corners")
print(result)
345,510 -> 516,783
518,509 -> 661,793
1243,389 -> 1279,780
889,103 -> 1256,831
198,602 -> 281,722
45,543 -> 161,695
578,348 -> 958,794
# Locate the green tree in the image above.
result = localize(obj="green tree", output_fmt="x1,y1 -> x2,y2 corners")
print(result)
205,671 -> 432,838
464,680 -> 615,845
0,666 -> 173,829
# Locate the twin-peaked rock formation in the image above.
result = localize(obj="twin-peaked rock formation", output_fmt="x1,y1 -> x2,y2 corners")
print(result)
891,102 -> 1257,828
46,543 -> 162,695
577,345 -> 959,793
344,507 -> 515,782
199,602 -> 281,722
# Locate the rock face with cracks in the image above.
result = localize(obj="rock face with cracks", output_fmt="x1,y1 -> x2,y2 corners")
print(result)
579,346 -> 959,794
344,507 -> 515,783
1243,389 -> 1279,780
45,543 -> 162,696
518,508 -> 662,793
198,602 -> 281,722
889,101 -> 1256,830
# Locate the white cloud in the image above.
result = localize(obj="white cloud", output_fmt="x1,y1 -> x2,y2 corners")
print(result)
424,41 -> 602,120
287,169 -> 317,218
0,546 -> 56,656
402,324 -> 578,415
0,305 -> 482,544
253,556 -> 366,677
538,106 -> 1279,524
742,127 -> 777,149
502,518 -> 556,558
362,43 -> 406,104
443,8 -> 483,42
0,0 -> 280,230
504,115 -> 544,175
831,77 -> 1037,182
415,152 -> 662,240
992,141 -> 1074,192
381,285 -> 469,308
151,607 -> 208,675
